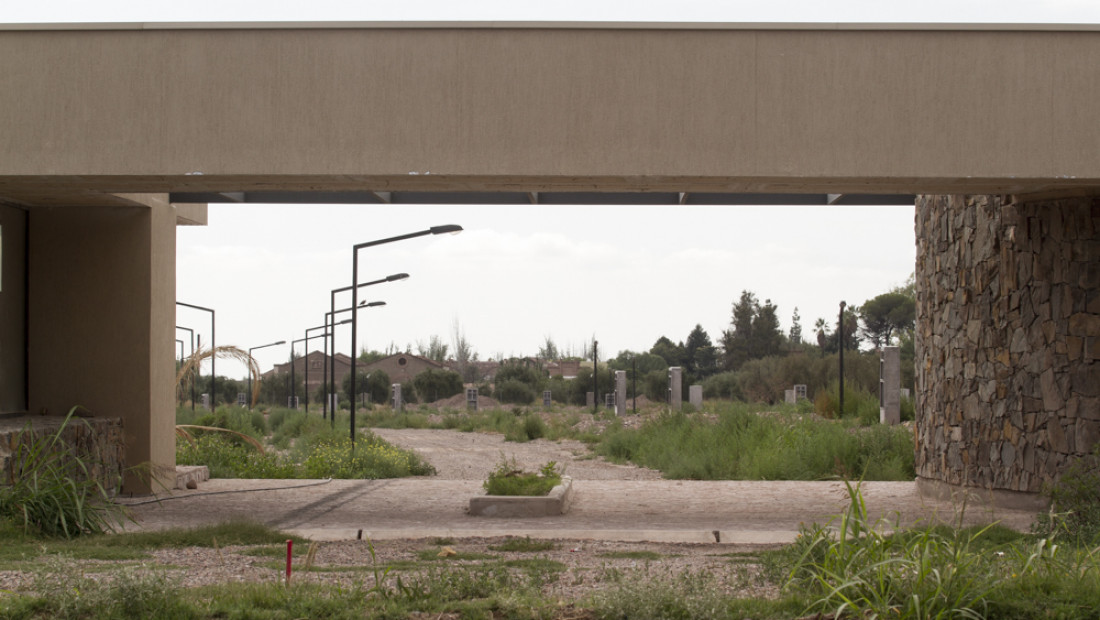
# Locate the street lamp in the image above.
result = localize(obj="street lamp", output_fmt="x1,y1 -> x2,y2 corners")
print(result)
328,273 -> 408,423
247,340 -> 286,409
323,302 -> 384,421
303,322 -> 344,413
177,301 -> 215,407
175,325 -> 196,411
350,225 -> 461,447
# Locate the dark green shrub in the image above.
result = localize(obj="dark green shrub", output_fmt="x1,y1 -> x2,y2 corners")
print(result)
494,363 -> 543,388
496,380 -> 536,405
1034,445 -> 1100,543
412,369 -> 464,403
702,371 -> 742,400
643,369 -> 668,403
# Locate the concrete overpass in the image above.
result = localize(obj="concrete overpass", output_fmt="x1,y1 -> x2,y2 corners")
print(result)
0,21 -> 1096,495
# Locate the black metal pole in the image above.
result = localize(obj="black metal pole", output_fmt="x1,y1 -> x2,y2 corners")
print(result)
632,355 -> 636,413
176,325 -> 196,411
592,340 -> 598,413
350,225 -> 461,448
839,300 -> 846,417
177,302 -> 215,409
247,340 -> 285,409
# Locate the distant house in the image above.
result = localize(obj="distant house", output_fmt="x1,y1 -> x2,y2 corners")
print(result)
546,360 -> 580,379
359,353 -> 447,384
263,351 -> 352,395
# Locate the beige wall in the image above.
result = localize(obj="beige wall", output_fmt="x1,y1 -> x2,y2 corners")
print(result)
27,195 -> 176,492
1,24 -> 1098,207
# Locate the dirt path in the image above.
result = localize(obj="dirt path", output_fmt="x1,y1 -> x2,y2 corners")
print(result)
371,427 -> 663,481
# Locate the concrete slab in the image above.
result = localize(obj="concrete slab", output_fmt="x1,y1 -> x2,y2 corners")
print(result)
117,478 -> 1040,544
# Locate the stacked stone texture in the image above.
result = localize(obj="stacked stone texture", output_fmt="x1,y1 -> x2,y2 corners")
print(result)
0,416 -> 125,495
915,195 -> 1099,493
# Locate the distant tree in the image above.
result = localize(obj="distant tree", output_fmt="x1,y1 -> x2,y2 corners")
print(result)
342,369 -> 391,405
650,336 -> 687,368
789,307 -> 803,345
450,318 -> 478,383
814,317 -> 829,357
719,291 -> 783,371
859,291 -> 916,348
538,336 -> 559,361
684,324 -> 719,378
416,335 -> 449,363
751,299 -> 784,359
720,290 -> 758,371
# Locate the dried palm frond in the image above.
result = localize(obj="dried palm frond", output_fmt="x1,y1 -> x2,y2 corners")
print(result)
176,345 -> 263,405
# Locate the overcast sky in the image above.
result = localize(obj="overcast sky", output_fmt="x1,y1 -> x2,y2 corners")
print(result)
6,2 -> 1096,379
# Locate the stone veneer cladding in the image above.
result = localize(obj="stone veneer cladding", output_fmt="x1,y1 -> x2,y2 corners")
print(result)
915,195 -> 1099,493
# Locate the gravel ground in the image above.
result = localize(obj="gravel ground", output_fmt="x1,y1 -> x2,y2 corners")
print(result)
370,427 -> 663,481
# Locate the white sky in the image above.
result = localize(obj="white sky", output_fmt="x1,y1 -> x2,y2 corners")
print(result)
7,2 -> 1097,379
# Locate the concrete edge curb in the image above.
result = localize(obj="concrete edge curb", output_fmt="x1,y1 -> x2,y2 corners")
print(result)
469,476 -> 573,518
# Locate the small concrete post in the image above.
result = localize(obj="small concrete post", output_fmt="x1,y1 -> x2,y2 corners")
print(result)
201,393 -> 211,410
586,392 -> 594,409
784,389 -> 796,404
794,384 -> 807,400
391,384 -> 403,412
880,346 -> 900,425
668,367 -> 682,411
689,384 -> 702,409
614,370 -> 627,416
543,390 -> 552,408
466,387 -> 478,411
236,393 -> 247,407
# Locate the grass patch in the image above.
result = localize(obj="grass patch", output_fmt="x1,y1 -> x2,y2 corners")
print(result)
483,457 -> 563,496
595,403 -> 915,480
500,558 -> 567,572
415,549 -> 497,562
489,536 -> 558,552
598,550 -> 664,561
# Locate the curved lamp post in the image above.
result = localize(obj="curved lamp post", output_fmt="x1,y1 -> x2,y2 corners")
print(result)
247,340 -> 286,409
350,225 -> 462,447
323,301 -> 385,421
328,273 -> 408,422
177,301 -> 215,407
175,325 -> 196,411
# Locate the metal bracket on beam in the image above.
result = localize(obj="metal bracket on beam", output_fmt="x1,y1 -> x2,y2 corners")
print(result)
527,192 -> 539,204
827,194 -> 843,205
371,191 -> 392,204
679,192 -> 690,205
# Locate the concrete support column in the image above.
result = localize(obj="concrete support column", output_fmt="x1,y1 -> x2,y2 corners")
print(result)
28,195 -> 177,493
915,194 -> 1099,497
614,370 -> 626,416
879,346 -> 900,425
668,367 -> 682,411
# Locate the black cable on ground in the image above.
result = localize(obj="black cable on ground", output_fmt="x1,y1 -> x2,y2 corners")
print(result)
116,477 -> 335,506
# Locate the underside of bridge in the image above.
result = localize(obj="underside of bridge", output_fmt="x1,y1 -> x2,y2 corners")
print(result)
0,22 -> 1096,496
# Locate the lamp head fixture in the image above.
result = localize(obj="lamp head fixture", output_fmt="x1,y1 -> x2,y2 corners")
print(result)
429,224 -> 463,236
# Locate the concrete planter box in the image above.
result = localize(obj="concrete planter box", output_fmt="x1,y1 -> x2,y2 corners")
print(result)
469,476 -> 573,518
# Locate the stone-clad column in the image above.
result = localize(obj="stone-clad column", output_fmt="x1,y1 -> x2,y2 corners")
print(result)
915,195 -> 1099,497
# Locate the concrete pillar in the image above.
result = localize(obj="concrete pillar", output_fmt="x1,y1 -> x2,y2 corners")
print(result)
391,384 -> 403,411
28,195 -> 177,493
586,392 -> 594,409
668,367 -> 682,411
879,346 -> 900,425
689,385 -> 703,409
614,370 -> 626,416
543,390 -> 552,408
466,387 -> 478,411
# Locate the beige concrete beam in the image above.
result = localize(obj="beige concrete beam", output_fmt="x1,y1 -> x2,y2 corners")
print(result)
1,25 -> 1098,206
